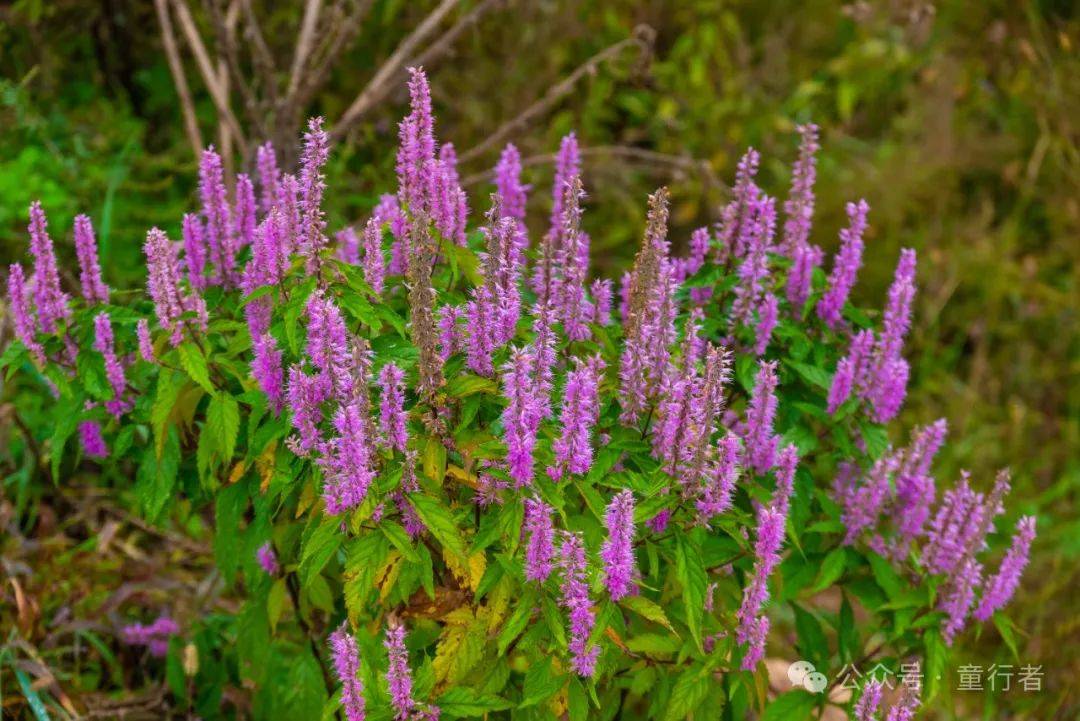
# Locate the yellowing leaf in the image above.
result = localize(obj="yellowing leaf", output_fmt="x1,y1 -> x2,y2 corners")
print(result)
444,547 -> 487,592
446,464 -> 478,488
433,608 -> 486,686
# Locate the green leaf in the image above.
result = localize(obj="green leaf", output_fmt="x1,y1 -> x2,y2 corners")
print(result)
788,361 -> 832,391
214,482 -> 248,582
299,517 -> 341,588
760,690 -> 818,721
445,373 -> 498,398
409,493 -> 468,562
567,678 -> 589,721
136,428 -> 180,521
177,342 -> 214,393
809,548 -> 847,594
382,521 -> 421,562
436,688 -> 512,717
626,633 -> 680,657
993,613 -> 1019,661
867,552 -> 903,600
497,590 -> 535,655
152,370 -> 181,457
664,665 -> 712,720
675,535 -> 707,651
858,422 -> 890,460
621,595 -> 679,637
520,656 -> 562,708
49,399 -> 79,481
792,604 -> 828,670
267,578 -> 288,632
207,392 -> 240,463
924,629 -> 947,701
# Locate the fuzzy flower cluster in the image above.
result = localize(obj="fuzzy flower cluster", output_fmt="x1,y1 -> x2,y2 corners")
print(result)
4,67 -> 1040,704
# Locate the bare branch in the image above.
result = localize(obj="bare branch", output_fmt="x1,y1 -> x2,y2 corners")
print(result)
461,145 -> 725,199
330,0 -> 461,142
285,0 -> 325,102
408,0 -> 504,69
458,25 -> 655,164
171,0 -> 249,155
292,0 -> 376,111
154,0 -> 204,157
205,0 -> 267,139
240,0 -> 279,106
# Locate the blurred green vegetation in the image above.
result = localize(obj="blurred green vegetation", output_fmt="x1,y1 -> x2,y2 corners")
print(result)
2,0 -> 1077,717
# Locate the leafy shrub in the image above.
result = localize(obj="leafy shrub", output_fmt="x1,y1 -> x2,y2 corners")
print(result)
3,68 -> 1036,720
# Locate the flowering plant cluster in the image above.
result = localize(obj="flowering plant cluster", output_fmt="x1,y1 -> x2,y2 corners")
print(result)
3,69 -> 1035,720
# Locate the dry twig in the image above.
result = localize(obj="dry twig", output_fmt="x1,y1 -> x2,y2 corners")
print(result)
458,25 -> 656,163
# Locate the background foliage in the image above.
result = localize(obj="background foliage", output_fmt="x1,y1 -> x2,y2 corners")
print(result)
1,0 -> 1077,718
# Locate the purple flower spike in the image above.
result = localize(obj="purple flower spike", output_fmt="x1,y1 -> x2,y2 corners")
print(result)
600,490 -> 638,601
198,148 -> 236,287
742,360 -> 780,474
233,173 -> 257,250
73,215 -> 109,303
558,531 -> 599,677
256,142 -> 281,214
27,201 -> 71,333
299,117 -> 330,273
336,227 -> 361,264
384,624 -> 416,721
252,333 -> 285,415
362,218 -> 386,294
753,293 -> 779,356
974,515 -> 1036,621
378,362 -> 408,452
854,680 -> 883,721
6,264 -> 45,363
524,496 -> 556,583
79,421 -> 108,459
591,278 -> 613,325
321,402 -> 376,515
817,199 -> 869,329
93,312 -> 130,418
550,355 -> 605,479
330,624 -> 366,721
494,143 -> 529,224
827,329 -> 875,414
396,67 -> 437,213
501,346 -> 541,487
781,123 -> 820,257
256,542 -> 280,575
181,213 -> 208,291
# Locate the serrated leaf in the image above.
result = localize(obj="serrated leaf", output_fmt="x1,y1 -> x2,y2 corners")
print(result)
675,535 -> 707,651
788,361 -> 832,391
621,595 -> 679,637
626,633 -> 680,657
664,665 -> 711,721
809,548 -> 847,594
497,589 -> 535,655
445,373 -> 498,398
409,493 -> 467,562
436,687 -> 512,717
924,629 -> 946,701
207,392 -> 240,463
177,342 -> 214,392
152,370 -> 181,457
760,690 -> 817,721
867,552 -> 903,599
267,578 -> 288,632
381,521 -> 421,562
520,656 -> 562,708
299,517 -> 341,587
433,608 -> 486,684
